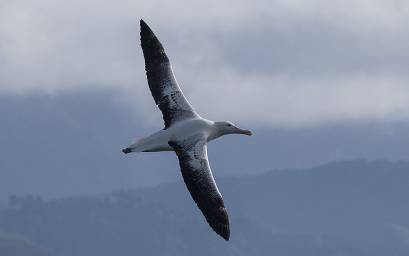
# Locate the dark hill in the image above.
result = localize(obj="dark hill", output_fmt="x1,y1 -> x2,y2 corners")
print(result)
1,160 -> 408,256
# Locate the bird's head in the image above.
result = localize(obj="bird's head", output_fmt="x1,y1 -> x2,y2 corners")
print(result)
214,121 -> 252,137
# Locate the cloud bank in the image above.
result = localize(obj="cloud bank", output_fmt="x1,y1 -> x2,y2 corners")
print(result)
1,0 -> 409,127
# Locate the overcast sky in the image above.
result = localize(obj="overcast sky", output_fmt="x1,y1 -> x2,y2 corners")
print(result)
1,0 -> 409,127
1,0 -> 409,198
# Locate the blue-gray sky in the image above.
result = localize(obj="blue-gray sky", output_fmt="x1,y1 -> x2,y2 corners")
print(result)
1,0 -> 409,198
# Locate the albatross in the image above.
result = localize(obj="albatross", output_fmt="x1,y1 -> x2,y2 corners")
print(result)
122,20 -> 252,241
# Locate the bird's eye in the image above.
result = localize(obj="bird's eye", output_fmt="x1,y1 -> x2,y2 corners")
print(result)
227,124 -> 232,127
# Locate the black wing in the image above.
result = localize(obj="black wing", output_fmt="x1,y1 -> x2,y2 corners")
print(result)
169,135 -> 230,240
140,20 -> 199,129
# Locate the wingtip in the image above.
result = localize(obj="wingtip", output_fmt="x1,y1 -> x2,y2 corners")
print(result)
213,226 -> 230,241
139,19 -> 159,47
140,19 -> 147,28
140,19 -> 153,37
210,211 -> 230,241
221,232 -> 230,241
219,224 -> 230,241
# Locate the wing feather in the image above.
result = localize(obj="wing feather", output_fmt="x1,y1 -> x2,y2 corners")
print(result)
140,20 -> 198,128
169,135 -> 230,240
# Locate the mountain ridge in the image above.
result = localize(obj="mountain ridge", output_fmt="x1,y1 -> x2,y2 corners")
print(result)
1,159 -> 408,256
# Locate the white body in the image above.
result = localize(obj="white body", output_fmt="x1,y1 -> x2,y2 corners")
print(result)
128,118 -> 218,152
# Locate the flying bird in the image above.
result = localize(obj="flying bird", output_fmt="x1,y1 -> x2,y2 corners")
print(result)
122,20 -> 252,241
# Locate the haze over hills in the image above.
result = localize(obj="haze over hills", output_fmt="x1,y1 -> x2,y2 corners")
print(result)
2,91 -> 409,199
1,160 -> 408,256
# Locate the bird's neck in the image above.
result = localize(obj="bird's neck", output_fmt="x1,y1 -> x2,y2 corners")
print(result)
207,124 -> 224,142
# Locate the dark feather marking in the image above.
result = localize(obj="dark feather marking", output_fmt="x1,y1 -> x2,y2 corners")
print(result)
140,20 -> 198,129
169,136 -> 230,240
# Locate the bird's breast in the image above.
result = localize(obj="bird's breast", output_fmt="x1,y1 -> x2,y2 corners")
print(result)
167,118 -> 213,141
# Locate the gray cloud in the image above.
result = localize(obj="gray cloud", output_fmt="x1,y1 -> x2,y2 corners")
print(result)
1,0 -> 409,126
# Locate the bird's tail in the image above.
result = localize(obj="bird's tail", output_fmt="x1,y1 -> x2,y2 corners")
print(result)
122,138 -> 148,154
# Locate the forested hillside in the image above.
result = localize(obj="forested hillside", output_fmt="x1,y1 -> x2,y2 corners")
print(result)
1,160 -> 408,256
